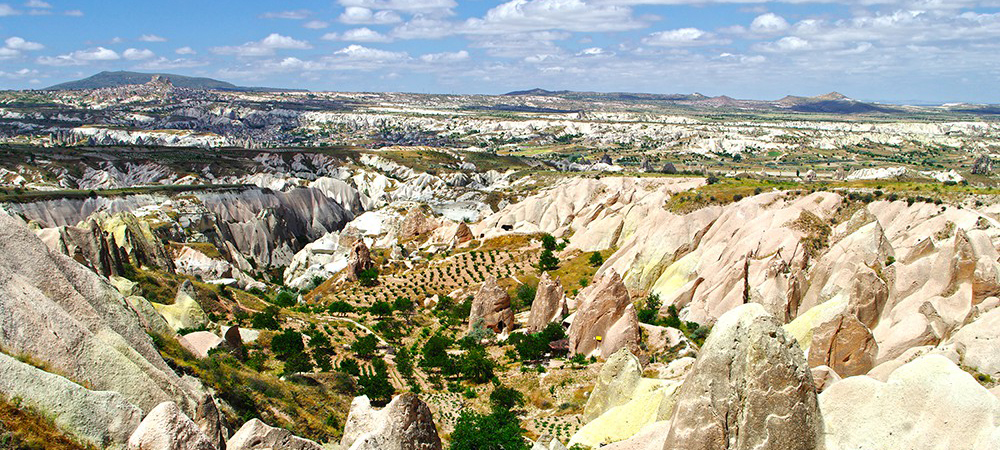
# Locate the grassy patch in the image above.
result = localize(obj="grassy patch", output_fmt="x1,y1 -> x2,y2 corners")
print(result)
0,396 -> 93,450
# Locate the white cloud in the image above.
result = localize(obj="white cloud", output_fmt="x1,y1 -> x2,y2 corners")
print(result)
260,10 -> 311,20
24,0 -> 49,7
643,28 -> 729,46
0,68 -> 38,78
303,20 -> 329,29
211,33 -> 312,57
751,13 -> 790,33
462,0 -> 647,34
5,36 -> 44,51
37,46 -> 120,66
339,6 -> 402,24
0,3 -> 20,15
391,17 -> 455,39
123,48 -> 155,60
0,47 -> 19,59
175,46 -> 196,55
326,27 -> 394,42
469,31 -> 569,58
758,36 -> 812,51
63,9 -> 82,16
419,49 -> 469,62
339,0 -> 456,15
334,44 -> 408,61
139,34 -> 167,42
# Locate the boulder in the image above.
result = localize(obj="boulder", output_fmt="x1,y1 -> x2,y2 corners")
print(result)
820,355 -> 1000,449
807,313 -> 878,377
601,421 -> 672,450
154,281 -> 209,332
454,222 -> 474,245
567,271 -> 639,358
527,272 -> 567,333
227,418 -> 322,450
178,331 -> 225,359
532,435 -> 567,450
127,401 -> 217,450
662,304 -> 821,450
345,240 -> 374,282
194,395 -> 227,450
468,276 -> 515,333
125,294 -> 176,337
0,352 -> 143,449
940,307 -> 1000,378
810,365 -> 842,392
340,393 -> 442,450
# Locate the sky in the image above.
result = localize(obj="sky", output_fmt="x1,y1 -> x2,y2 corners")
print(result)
1,0 -> 999,103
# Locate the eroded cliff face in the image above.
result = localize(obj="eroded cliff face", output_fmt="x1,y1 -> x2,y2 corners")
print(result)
5,185 -> 353,271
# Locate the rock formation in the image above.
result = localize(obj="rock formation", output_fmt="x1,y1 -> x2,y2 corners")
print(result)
532,435 -> 568,450
340,393 -> 442,450
400,206 -> 437,240
345,239 -> 375,282
468,276 -> 515,333
227,418 -> 323,450
972,154 -> 993,175
807,313 -> 878,377
0,352 -> 143,449
154,281 -> 209,332
662,304 -> 821,450
527,272 -> 567,333
127,401 -> 217,450
820,354 -> 1000,449
583,348 -> 643,422
567,271 -> 639,358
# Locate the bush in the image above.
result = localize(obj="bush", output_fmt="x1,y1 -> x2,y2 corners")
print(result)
270,330 -> 305,360
272,290 -> 297,308
460,347 -> 496,383
450,410 -> 529,450
327,301 -> 354,314
369,301 -> 392,317
490,385 -> 525,412
421,335 -> 453,369
251,305 -> 281,330
538,249 -> 559,272
358,268 -> 379,287
282,352 -> 313,375
706,175 -> 720,185
339,358 -> 361,376
514,284 -> 536,311
352,334 -> 379,358
541,234 -> 557,251
588,251 -> 604,267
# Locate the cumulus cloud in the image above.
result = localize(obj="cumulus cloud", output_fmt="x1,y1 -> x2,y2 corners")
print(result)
139,34 -> 167,42
339,6 -> 402,24
5,36 -> 44,51
462,0 -> 647,34
334,44 -> 408,61
134,57 -> 207,70
175,46 -> 196,55
24,0 -> 49,7
123,48 -> 155,60
750,13 -> 790,33
391,16 -> 456,39
419,49 -> 469,62
324,27 -> 394,42
0,68 -> 39,78
211,33 -> 312,56
0,3 -> 20,15
643,28 -> 729,46
63,9 -> 82,16
339,0 -> 456,15
37,46 -> 120,65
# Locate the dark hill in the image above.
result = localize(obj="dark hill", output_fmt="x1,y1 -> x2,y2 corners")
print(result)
45,71 -> 304,92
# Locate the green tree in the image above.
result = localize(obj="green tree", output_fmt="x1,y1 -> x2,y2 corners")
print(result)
514,284 -> 536,311
396,347 -> 413,377
541,234 -> 557,251
352,334 -> 379,358
339,358 -> 361,376
421,335 -> 453,369
637,293 -> 663,325
358,363 -> 395,406
538,249 -> 559,272
272,290 -> 297,308
282,352 -> 313,375
460,346 -> 495,384
490,385 -> 525,412
450,410 -> 529,450
270,329 -> 304,360
369,301 -> 392,317
251,305 -> 280,330
588,251 -> 604,267
392,296 -> 414,313
358,268 -> 379,287
327,301 -> 354,315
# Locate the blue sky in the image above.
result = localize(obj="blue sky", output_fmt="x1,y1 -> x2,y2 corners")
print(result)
1,0 -> 999,103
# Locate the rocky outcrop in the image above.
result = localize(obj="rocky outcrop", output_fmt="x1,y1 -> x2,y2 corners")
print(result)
807,313 -> 878,377
567,271 -> 639,358
227,418 -> 322,450
572,349 -> 681,448
36,212 -> 175,277
662,304 -> 821,450
527,272 -> 567,333
0,351 -> 143,449
0,209 -> 202,414
340,393 -> 442,450
154,281 -> 209,332
453,222 -> 473,245
178,331 -> 225,359
194,395 -> 227,450
972,154 -> 993,175
127,401 -> 217,450
468,276 -> 514,333
345,240 -> 375,282
532,435 -> 567,450
820,354 -> 1000,449
399,206 -> 438,240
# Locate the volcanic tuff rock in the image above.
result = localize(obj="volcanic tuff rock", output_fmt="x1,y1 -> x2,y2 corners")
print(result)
345,239 -> 375,282
127,401 -> 217,450
0,352 -> 144,449
154,281 -> 209,332
532,435 -> 568,450
340,393 -> 442,450
807,313 -> 878,377
227,418 -> 323,450
567,271 -> 639,358
527,272 -> 567,333
468,275 -> 515,333
0,209 -> 202,414
400,205 -> 438,240
820,354 -> 1000,449
662,304 -> 821,450
583,348 -> 643,422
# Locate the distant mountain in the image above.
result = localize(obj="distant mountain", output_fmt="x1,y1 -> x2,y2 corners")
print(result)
504,88 -> 708,103
45,71 -> 305,92
775,92 -> 898,114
